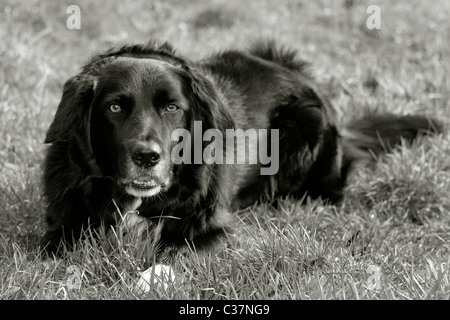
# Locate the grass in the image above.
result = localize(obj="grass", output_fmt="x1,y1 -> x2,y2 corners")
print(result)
0,0 -> 449,300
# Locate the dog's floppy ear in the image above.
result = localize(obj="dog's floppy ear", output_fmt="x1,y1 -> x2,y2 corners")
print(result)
184,67 -> 234,132
45,74 -> 95,143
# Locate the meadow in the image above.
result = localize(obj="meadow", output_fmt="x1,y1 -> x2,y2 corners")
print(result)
0,0 -> 449,300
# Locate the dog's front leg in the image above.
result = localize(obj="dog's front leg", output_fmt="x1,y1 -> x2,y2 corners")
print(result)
112,198 -> 176,293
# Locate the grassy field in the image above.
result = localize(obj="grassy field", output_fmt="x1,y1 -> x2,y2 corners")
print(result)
0,0 -> 449,300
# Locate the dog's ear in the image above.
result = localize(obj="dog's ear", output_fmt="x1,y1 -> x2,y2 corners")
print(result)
45,74 -> 95,143
184,67 -> 234,132
175,67 -> 235,199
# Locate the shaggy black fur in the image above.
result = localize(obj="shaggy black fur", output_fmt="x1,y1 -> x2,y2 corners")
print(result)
41,40 -> 442,261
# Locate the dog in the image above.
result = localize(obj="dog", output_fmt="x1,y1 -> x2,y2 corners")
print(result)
41,40 -> 442,265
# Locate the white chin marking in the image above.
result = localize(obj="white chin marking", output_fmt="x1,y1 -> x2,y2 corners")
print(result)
135,264 -> 175,293
125,185 -> 161,198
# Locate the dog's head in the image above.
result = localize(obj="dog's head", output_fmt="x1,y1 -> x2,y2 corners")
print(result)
45,41 -> 233,198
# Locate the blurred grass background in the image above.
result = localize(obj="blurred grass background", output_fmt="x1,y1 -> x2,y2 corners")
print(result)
0,0 -> 449,299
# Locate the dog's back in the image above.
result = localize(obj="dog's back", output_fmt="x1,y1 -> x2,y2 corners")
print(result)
201,40 -> 443,205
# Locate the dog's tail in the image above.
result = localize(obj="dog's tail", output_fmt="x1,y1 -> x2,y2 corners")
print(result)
342,114 -> 443,166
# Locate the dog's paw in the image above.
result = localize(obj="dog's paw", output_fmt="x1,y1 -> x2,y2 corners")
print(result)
135,264 -> 175,293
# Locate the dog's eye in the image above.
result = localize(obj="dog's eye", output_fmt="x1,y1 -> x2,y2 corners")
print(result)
166,104 -> 179,112
109,104 -> 122,113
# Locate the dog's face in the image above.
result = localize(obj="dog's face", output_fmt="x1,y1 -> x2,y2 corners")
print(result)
89,57 -> 189,197
45,46 -> 233,200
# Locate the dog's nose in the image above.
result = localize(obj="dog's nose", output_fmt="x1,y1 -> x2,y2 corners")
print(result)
131,141 -> 161,167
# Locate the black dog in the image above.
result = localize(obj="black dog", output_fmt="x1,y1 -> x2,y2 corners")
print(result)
41,40 -> 442,261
